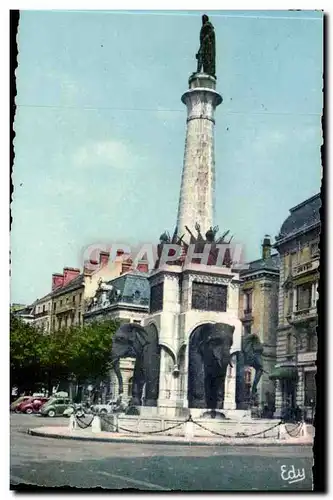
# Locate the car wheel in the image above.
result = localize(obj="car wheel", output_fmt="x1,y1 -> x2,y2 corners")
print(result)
25,408 -> 33,414
47,409 -> 56,418
100,409 -> 107,415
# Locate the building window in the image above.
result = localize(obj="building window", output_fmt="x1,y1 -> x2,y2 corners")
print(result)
243,291 -> 252,313
78,312 -> 81,325
243,323 -> 251,337
60,300 -> 63,307
304,371 -> 316,406
287,290 -> 293,314
42,305 -> 45,313
290,251 -> 298,273
286,333 -> 292,355
79,293 -> 82,302
307,332 -> 317,352
53,303 -> 56,311
244,369 -> 251,384
192,282 -> 227,312
73,296 -> 76,303
296,283 -> 312,311
150,283 -> 164,313
310,241 -> 319,258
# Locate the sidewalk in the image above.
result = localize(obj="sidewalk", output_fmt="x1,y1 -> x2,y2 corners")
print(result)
28,425 -> 314,447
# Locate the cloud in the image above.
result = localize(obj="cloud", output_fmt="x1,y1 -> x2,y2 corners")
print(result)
72,139 -> 137,169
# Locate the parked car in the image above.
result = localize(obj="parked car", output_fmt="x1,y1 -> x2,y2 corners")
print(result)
10,396 -> 31,412
63,403 -> 87,418
13,397 -> 37,413
39,397 -> 72,417
20,397 -> 49,414
91,400 -> 118,415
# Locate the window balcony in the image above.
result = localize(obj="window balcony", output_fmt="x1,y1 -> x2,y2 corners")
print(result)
55,303 -> 76,314
289,306 -> 317,324
34,310 -> 50,318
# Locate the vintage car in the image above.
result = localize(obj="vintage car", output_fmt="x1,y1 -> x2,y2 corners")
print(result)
90,400 -> 118,415
20,397 -> 49,414
39,397 -> 72,417
10,396 -> 31,412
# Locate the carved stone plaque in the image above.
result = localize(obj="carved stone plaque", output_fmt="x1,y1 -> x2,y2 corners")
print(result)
191,282 -> 227,311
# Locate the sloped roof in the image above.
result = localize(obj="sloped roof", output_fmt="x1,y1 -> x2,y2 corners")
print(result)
110,271 -> 150,305
34,292 -> 53,304
52,274 -> 84,297
240,253 -> 280,277
276,193 -> 321,245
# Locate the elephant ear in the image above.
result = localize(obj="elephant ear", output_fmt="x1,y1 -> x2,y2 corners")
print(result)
132,324 -> 149,348
214,323 -> 235,346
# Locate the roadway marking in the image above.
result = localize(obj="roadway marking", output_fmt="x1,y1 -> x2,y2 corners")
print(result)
97,470 -> 170,490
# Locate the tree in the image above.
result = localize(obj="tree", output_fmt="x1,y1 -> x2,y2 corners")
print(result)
10,315 -> 48,394
42,326 -> 76,396
69,320 -> 119,401
10,313 -> 119,400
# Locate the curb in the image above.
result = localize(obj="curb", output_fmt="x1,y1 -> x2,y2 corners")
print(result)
28,427 -> 313,447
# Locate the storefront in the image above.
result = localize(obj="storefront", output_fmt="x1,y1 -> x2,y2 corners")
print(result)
269,363 -> 299,420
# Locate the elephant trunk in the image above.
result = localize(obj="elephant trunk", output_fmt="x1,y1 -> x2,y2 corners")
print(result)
111,357 -> 123,396
228,352 -> 235,368
213,345 -> 228,371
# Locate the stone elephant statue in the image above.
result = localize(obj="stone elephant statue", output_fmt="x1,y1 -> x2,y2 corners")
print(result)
188,323 -> 235,410
110,323 -> 160,407
234,333 -> 264,408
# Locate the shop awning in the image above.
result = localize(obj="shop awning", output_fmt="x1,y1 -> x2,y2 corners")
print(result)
269,366 -> 298,381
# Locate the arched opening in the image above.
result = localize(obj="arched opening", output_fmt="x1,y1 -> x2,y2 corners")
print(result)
188,322 -> 235,409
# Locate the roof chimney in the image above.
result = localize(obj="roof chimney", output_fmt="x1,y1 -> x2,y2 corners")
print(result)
63,267 -> 81,286
52,273 -> 64,291
99,251 -> 110,268
121,257 -> 133,275
136,262 -> 149,273
262,235 -> 272,260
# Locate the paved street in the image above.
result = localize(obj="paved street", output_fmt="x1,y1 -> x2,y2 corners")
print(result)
10,413 -> 313,491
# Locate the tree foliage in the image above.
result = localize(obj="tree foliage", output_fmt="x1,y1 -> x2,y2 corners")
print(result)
10,314 -> 119,395
10,314 -> 48,393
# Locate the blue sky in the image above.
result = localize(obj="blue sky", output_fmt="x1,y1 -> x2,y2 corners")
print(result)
11,10 -> 323,304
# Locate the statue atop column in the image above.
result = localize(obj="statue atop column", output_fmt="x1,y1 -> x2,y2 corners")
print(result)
196,14 -> 216,78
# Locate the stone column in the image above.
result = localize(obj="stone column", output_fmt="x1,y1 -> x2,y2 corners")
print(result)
176,73 -> 222,242
157,348 -> 174,406
223,363 -> 236,410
